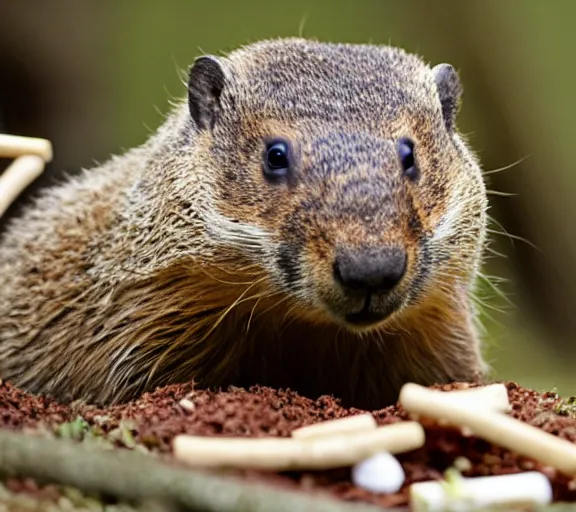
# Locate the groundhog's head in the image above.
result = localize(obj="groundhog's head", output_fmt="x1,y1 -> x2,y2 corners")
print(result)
183,38 -> 487,332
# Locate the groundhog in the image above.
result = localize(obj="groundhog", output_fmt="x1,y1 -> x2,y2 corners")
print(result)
0,38 -> 489,410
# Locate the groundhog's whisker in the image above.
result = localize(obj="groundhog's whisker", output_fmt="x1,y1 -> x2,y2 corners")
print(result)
250,293 -> 293,325
486,189 -> 517,197
203,280 -> 270,334
246,296 -> 264,334
429,267 -> 509,316
481,155 -> 529,176
477,272 -> 513,307
487,214 -> 539,250
245,288 -> 288,333
479,272 -> 510,283
471,294 -> 509,315
279,301 -> 300,326
145,283 -> 271,382
197,269 -> 263,287
277,301 -> 309,337
484,245 -> 508,259
486,228 -> 540,251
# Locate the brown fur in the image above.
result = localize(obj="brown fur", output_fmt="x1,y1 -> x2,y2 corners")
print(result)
0,38 -> 488,409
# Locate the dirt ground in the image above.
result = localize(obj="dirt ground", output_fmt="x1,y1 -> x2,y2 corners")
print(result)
0,379 -> 575,510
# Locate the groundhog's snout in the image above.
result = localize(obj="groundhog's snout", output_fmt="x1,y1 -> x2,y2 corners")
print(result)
294,131 -> 416,329
331,246 -> 407,327
333,247 -> 407,295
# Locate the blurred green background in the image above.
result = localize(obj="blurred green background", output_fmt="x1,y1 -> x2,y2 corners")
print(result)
1,1 -> 575,395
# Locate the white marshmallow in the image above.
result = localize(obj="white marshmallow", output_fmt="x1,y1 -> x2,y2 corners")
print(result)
351,452 -> 405,494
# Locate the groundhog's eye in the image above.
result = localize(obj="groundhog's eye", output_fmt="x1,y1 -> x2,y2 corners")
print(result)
263,140 -> 290,179
397,137 -> 419,181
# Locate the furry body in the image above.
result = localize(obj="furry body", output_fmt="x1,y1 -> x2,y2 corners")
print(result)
0,39 -> 488,409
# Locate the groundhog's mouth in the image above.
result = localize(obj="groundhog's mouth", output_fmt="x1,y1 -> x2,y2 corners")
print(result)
345,308 -> 390,327
324,292 -> 402,330
347,295 -> 399,327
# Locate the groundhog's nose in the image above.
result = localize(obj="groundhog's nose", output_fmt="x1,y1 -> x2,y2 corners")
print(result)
333,247 -> 407,296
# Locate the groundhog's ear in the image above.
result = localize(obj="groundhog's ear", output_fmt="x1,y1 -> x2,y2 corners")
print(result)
187,55 -> 226,130
432,63 -> 462,133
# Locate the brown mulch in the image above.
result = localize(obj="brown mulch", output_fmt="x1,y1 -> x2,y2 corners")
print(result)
0,379 -> 575,509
